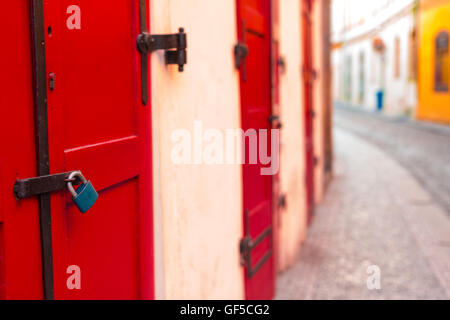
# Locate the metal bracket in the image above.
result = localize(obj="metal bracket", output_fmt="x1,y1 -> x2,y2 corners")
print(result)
278,194 -> 287,209
314,156 -> 319,166
240,209 -> 273,278
30,0 -> 55,299
235,20 -> 249,82
234,41 -> 249,82
14,172 -> 81,200
234,41 -> 249,69
137,29 -> 187,71
137,0 -> 187,105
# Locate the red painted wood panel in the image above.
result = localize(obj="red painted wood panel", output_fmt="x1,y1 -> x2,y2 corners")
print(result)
236,0 -> 275,300
43,0 -> 154,299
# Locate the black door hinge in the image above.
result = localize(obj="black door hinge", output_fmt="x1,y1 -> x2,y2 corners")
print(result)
137,28 -> 187,72
268,115 -> 283,129
14,172 -> 82,200
234,41 -> 249,70
234,41 -> 249,81
278,56 -> 287,74
278,194 -> 287,209
240,209 -> 273,278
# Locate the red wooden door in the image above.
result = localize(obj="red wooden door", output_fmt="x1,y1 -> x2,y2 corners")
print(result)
302,0 -> 315,221
236,0 -> 275,300
0,0 -> 44,299
43,0 -> 153,299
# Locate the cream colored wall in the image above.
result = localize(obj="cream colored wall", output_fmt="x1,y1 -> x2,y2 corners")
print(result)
278,0 -> 308,272
150,0 -> 244,299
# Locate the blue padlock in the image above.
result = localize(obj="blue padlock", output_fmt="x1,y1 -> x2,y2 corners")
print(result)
67,171 -> 98,214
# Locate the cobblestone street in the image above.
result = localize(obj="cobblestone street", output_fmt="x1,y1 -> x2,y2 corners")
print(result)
335,105 -> 450,214
276,116 -> 450,299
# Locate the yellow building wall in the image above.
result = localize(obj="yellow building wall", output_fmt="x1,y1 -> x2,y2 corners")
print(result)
417,0 -> 450,123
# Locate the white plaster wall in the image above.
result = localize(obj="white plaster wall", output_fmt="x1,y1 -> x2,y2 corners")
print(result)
278,0 -> 308,271
332,1 -> 417,116
150,0 -> 244,300
378,15 -> 417,115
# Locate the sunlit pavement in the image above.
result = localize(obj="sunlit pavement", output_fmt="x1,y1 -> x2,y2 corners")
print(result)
276,122 -> 450,299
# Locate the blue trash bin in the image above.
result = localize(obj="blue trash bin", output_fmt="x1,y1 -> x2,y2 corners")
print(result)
376,90 -> 384,111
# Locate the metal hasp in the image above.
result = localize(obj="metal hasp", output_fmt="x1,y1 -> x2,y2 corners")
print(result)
240,209 -> 273,278
138,0 -> 186,105
14,172 -> 81,200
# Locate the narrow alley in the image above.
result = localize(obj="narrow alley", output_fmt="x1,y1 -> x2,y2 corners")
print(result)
276,110 -> 450,300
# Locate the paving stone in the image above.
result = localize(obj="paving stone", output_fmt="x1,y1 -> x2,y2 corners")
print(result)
275,126 -> 450,300
334,105 -> 450,215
